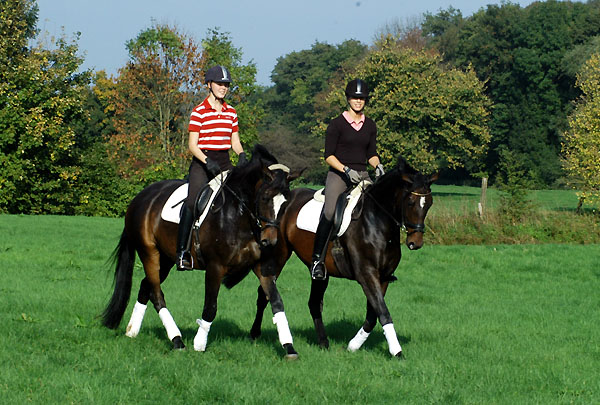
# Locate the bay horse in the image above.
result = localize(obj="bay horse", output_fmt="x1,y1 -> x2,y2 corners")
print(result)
101,145 -> 301,358
250,156 -> 438,357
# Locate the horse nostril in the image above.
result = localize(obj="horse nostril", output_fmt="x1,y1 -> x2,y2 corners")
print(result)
260,239 -> 272,248
408,242 -> 416,250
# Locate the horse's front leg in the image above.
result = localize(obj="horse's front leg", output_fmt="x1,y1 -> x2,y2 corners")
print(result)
250,285 -> 268,340
355,271 -> 403,358
308,277 -> 330,349
193,264 -> 224,352
253,264 -> 298,360
348,282 -> 389,352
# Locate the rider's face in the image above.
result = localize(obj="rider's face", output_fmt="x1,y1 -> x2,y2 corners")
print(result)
210,81 -> 230,99
348,97 -> 366,112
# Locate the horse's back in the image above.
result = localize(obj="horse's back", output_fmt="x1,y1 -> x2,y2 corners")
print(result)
125,179 -> 185,250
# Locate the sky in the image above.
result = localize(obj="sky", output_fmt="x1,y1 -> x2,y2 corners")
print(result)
36,0 -> 539,86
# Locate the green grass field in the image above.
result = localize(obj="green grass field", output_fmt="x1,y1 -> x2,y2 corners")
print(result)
1,214 -> 599,404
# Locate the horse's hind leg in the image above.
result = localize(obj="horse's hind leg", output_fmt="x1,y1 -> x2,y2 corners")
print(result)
308,278 -> 330,349
140,251 -> 184,350
250,285 -> 268,340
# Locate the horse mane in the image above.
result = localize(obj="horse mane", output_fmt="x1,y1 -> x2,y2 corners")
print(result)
225,144 -> 278,192
367,155 -> 428,200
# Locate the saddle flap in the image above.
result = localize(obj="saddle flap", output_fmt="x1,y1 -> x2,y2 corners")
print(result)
160,171 -> 230,225
297,180 -> 372,237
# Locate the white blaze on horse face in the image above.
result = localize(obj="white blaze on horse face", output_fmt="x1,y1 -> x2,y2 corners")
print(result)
420,196 -> 426,209
273,193 -> 287,218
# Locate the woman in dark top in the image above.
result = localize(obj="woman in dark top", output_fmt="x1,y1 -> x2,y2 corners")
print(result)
310,78 -> 385,280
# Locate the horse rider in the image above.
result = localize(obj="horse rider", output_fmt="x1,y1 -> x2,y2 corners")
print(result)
176,65 -> 247,271
310,78 -> 385,280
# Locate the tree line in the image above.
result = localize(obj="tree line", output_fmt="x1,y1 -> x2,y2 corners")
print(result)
1,0 -> 599,216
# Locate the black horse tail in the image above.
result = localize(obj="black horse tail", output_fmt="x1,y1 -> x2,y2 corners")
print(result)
101,229 -> 135,329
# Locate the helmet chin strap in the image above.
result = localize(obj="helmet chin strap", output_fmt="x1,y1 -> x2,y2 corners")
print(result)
208,83 -> 225,103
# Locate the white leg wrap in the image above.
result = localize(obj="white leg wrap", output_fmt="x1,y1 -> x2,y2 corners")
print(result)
273,312 -> 293,346
194,319 -> 212,351
382,323 -> 402,356
347,327 -> 371,352
125,301 -> 147,338
158,308 -> 181,341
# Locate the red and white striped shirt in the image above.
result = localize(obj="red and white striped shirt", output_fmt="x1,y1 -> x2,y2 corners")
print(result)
188,98 -> 239,150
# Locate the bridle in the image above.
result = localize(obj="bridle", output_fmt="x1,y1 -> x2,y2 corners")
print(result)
218,164 -> 289,242
364,187 -> 431,235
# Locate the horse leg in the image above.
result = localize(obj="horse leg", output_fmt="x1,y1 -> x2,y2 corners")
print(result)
254,268 -> 298,360
308,278 -> 330,349
250,285 -> 268,340
355,273 -> 403,357
193,265 -> 224,352
348,282 -> 389,352
140,251 -> 184,350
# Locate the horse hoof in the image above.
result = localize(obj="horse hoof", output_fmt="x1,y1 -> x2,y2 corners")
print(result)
395,351 -> 404,359
319,340 -> 330,350
172,336 -> 186,350
283,343 -> 299,360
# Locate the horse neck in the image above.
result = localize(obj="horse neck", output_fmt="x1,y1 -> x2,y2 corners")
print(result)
225,164 -> 262,209
361,173 -> 403,230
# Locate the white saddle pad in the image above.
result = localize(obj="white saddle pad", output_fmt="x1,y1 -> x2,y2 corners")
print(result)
296,180 -> 371,236
161,171 -> 229,226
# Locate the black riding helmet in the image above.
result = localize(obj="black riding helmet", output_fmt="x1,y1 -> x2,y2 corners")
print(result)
204,65 -> 232,84
345,78 -> 369,99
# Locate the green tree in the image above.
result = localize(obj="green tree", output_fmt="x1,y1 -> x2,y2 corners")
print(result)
0,0 -> 91,214
562,53 -> 600,209
423,1 -> 600,186
268,40 -> 368,132
317,38 -> 491,175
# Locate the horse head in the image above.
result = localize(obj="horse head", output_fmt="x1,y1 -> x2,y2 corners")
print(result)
396,157 -> 439,250
246,145 -> 304,249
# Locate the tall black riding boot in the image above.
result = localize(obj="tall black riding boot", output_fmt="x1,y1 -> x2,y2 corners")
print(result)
176,205 -> 195,271
310,218 -> 334,280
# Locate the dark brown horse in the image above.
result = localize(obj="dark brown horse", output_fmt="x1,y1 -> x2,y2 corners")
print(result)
251,156 -> 438,357
101,145 -> 301,357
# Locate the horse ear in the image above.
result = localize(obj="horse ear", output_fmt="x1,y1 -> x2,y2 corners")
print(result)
428,172 -> 440,184
287,167 -> 306,183
401,173 -> 414,184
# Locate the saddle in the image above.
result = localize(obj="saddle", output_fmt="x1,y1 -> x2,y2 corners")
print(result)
160,171 -> 230,227
296,180 -> 372,237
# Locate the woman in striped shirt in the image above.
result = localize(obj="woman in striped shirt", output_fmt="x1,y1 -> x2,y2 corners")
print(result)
176,65 -> 247,271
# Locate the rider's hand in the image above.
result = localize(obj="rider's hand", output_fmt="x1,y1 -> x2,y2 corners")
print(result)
237,152 -> 248,166
205,157 -> 221,176
375,164 -> 385,179
344,166 -> 362,184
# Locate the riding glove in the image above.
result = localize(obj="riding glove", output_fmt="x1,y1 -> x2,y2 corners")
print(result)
344,166 -> 362,184
375,164 -> 385,179
237,152 -> 248,166
205,157 -> 221,176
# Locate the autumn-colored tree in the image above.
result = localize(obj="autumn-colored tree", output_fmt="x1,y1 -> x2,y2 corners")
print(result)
315,37 -> 492,174
562,53 -> 600,210
107,23 -> 206,180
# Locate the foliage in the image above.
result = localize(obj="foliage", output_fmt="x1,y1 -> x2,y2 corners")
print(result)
268,40 -> 368,131
562,53 -> 600,209
423,1 -> 600,186
317,38 -> 492,174
107,23 -> 205,180
0,0 -> 91,214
